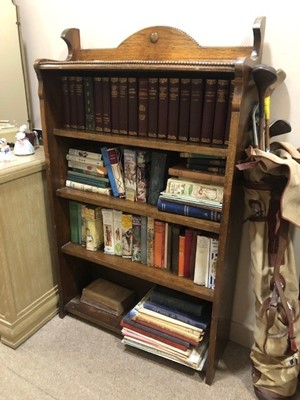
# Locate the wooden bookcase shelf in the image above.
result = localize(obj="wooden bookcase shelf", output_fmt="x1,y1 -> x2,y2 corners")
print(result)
35,17 -> 265,385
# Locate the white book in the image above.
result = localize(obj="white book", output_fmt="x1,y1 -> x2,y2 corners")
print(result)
123,148 -> 137,201
101,209 -> 115,255
206,237 -> 219,289
193,235 -> 210,286
66,153 -> 104,166
68,148 -> 102,160
66,180 -> 111,195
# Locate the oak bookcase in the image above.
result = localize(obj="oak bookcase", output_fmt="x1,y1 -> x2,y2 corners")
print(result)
34,17 -> 265,384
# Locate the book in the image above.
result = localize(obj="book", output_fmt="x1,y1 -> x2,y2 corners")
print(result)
157,198 -> 221,222
138,77 -> 148,136
136,149 -> 151,203
167,78 -> 180,140
75,76 -> 85,130
189,229 -> 199,279
178,78 -> 191,141
67,160 -> 107,176
170,224 -> 180,275
132,215 -> 142,262
107,147 -> 126,198
68,76 -> 77,129
102,208 -> 115,254
164,222 -> 172,271
68,148 -> 102,161
154,220 -> 165,269
113,209 -> 123,256
84,205 -> 104,251
157,78 -> 169,139
148,151 -> 174,206
100,146 -> 119,197
81,277 -> 135,316
121,213 -> 133,258
67,169 -> 109,183
110,77 -> 119,134
224,80 -> 234,146
66,180 -> 111,195
102,77 -> 111,132
178,234 -> 186,277
66,172 -> 110,188
128,77 -> 138,136
193,235 -> 210,285
183,228 -> 193,278
140,215 -> 147,264
69,200 -> 81,244
200,78 -> 217,144
148,77 -> 159,138
146,216 -> 154,267
168,164 -> 225,185
66,153 -> 104,166
189,78 -> 204,143
211,79 -> 230,145
94,76 -> 103,132
159,191 -> 222,211
207,237 -> 218,289
123,148 -> 137,201
61,76 -> 71,129
119,77 -> 128,135
80,204 -> 87,247
83,76 -> 95,131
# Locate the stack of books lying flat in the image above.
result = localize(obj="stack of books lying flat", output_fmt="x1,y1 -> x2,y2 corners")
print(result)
121,285 -> 211,370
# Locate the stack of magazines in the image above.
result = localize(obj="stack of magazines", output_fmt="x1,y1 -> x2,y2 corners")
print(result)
121,285 -> 211,370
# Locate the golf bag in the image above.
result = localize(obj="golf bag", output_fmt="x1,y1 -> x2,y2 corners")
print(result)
237,142 -> 300,399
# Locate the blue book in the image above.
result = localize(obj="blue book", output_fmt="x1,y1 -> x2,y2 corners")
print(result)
100,146 -> 119,197
157,198 -> 221,222
67,172 -> 109,188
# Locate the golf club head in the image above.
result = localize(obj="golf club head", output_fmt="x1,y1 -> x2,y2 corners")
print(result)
269,119 -> 292,137
265,68 -> 287,97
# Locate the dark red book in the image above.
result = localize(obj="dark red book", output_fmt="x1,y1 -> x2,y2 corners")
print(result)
201,78 -> 217,144
178,78 -> 191,141
148,77 -> 159,138
68,76 -> 77,129
183,228 -> 194,278
138,77 -> 148,136
224,80 -> 234,146
157,78 -> 169,139
61,76 -> 71,129
212,79 -> 230,145
75,76 -> 85,130
189,229 -> 199,279
102,77 -> 111,133
94,77 -> 103,132
171,224 -> 181,275
128,77 -> 138,136
189,78 -> 204,143
167,78 -> 180,140
110,77 -> 119,134
119,77 -> 128,135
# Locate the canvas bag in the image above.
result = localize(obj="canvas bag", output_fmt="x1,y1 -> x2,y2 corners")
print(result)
237,142 -> 300,399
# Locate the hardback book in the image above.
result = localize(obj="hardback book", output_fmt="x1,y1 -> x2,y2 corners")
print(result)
107,147 -> 126,198
167,78 -> 180,140
170,224 -> 180,275
69,200 -> 81,244
159,191 -> 222,211
223,80 -> 234,146
148,77 -> 159,138
67,169 -> 109,184
128,77 -> 138,136
100,146 -> 119,197
119,77 -> 128,135
113,209 -> 123,256
102,208 -> 115,255
136,149 -> 151,203
121,213 -> 133,258
66,180 -> 111,196
81,277 -> 135,316
61,76 -> 71,129
154,220 -> 166,269
206,237 -> 219,289
102,77 -> 111,133
68,148 -> 102,161
211,79 -> 230,145
178,234 -> 186,277
146,216 -> 155,267
183,228 -> 193,278
110,77 -> 120,134
178,78 -> 191,141
164,222 -> 172,271
94,76 -> 104,132
189,229 -> 200,278
168,164 -> 225,185
84,205 -> 104,251
157,77 -> 169,139
80,204 -> 87,247
75,76 -> 85,130
66,171 -> 110,188
132,215 -> 142,262
123,148 -> 137,201
68,76 -> 77,129
67,160 -> 107,176
66,153 -> 104,167
140,215 -> 147,264
138,77 -> 148,137
157,198 -> 221,222
200,78 -> 217,144
193,235 -> 210,285
188,78 -> 204,143
83,76 -> 95,131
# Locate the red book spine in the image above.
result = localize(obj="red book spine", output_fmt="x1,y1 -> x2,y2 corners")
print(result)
167,78 -> 180,140
157,78 -> 169,139
154,220 -> 165,269
119,77 -> 128,135
128,77 -> 138,136
148,77 -> 159,138
189,78 -> 204,143
110,77 -> 119,134
211,79 -> 230,145
138,77 -> 148,136
200,78 -> 217,144
178,78 -> 191,141
178,235 -> 186,277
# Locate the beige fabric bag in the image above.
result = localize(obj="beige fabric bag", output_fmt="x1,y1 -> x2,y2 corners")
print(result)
237,142 -> 300,399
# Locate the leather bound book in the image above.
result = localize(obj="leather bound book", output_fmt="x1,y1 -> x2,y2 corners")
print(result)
167,78 -> 180,140
148,77 -> 159,138
110,77 -> 119,134
119,77 -> 128,135
200,79 -> 217,144
128,77 -> 138,136
94,77 -> 104,132
75,76 -> 85,130
102,77 -> 112,133
61,76 -> 71,129
157,78 -> 169,139
154,220 -> 165,268
178,78 -> 191,141
211,79 -> 230,145
68,76 -> 77,129
189,78 -> 204,143
170,224 -> 180,275
223,80 -> 234,146
138,77 -> 148,136
83,77 -> 95,131
178,234 -> 186,277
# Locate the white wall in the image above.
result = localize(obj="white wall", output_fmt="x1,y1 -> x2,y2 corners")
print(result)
16,0 -> 300,348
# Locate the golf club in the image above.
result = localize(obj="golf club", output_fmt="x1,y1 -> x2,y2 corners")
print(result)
269,119 -> 291,138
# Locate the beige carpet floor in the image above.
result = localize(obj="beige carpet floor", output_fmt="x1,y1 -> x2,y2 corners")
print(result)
1,314 -> 299,400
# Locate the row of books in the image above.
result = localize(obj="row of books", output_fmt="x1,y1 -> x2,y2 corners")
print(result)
121,286 -> 211,371
61,75 -> 233,145
69,201 -> 218,288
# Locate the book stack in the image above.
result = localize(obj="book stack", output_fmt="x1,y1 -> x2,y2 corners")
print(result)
65,147 -> 111,195
80,278 -> 135,316
121,286 -> 211,370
